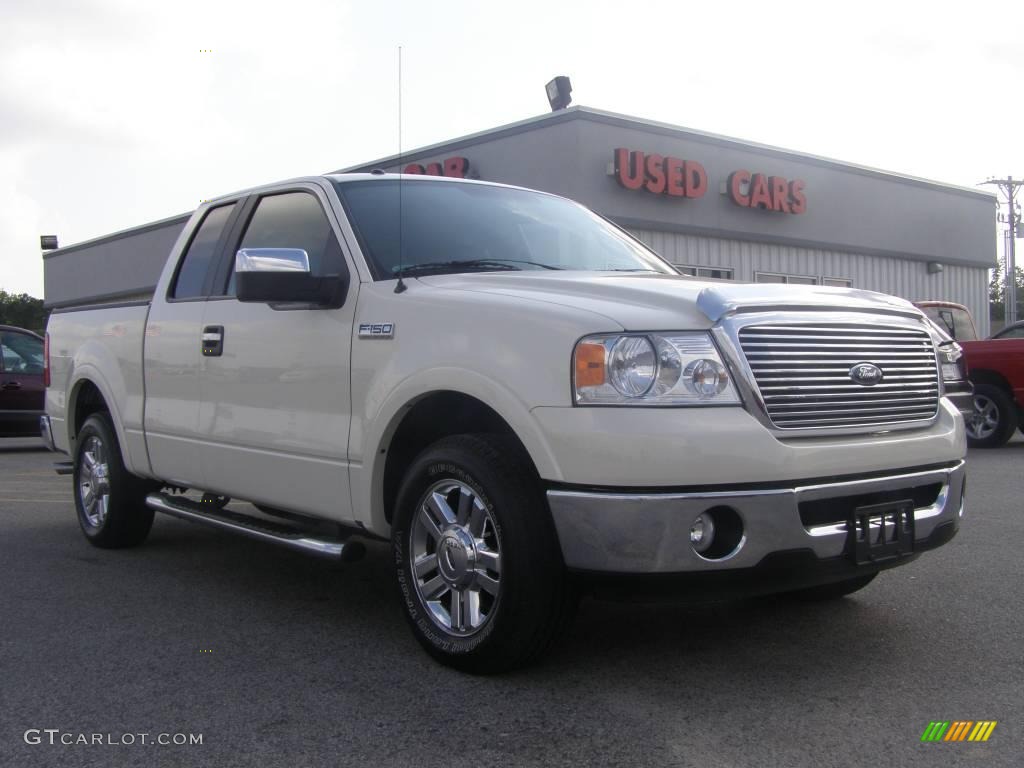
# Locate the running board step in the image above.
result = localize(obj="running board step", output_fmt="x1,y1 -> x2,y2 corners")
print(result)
145,492 -> 363,561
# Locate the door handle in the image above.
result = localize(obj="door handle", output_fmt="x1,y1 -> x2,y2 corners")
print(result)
201,326 -> 224,357
1,381 -> 22,390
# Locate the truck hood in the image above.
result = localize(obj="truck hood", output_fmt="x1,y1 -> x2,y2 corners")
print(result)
417,271 -> 922,330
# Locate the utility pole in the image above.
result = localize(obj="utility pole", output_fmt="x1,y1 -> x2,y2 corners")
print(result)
981,176 -> 1023,326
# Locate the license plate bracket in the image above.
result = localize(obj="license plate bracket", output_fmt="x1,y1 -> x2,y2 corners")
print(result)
849,499 -> 915,565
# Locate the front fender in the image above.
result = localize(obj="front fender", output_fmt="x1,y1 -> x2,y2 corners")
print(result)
353,367 -> 564,537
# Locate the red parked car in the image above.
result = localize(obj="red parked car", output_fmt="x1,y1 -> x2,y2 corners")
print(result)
0,325 -> 45,438
915,302 -> 1024,447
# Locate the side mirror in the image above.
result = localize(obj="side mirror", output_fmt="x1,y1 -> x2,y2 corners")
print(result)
235,248 -> 346,307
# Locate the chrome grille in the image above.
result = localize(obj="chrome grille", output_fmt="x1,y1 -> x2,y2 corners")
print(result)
737,323 -> 939,429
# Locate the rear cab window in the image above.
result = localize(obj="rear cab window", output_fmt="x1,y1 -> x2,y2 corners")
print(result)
170,203 -> 237,299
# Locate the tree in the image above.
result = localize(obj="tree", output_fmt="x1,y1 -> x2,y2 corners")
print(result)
989,255 -> 1024,323
0,290 -> 49,334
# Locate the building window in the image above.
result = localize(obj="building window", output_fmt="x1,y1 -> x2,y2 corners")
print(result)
678,265 -> 734,280
755,272 -> 816,285
754,272 -> 853,287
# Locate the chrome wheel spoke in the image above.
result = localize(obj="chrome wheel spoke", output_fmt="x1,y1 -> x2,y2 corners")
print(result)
450,589 -> 465,631
468,505 -> 486,537
464,589 -> 482,629
94,475 -> 110,497
456,487 -> 474,525
421,574 -> 448,600
81,452 -> 97,475
427,492 -> 457,527
418,509 -> 444,541
476,572 -> 500,597
476,548 -> 500,574
414,553 -> 438,578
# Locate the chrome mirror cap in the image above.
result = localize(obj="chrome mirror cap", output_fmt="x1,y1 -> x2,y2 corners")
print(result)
235,248 -> 310,274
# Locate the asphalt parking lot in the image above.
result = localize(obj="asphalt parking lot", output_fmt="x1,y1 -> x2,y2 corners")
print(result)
1,436 -> 1021,768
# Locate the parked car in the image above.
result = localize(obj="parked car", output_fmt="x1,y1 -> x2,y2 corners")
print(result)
43,175 -> 968,672
915,301 -> 1024,447
0,325 -> 45,437
991,320 -> 1024,340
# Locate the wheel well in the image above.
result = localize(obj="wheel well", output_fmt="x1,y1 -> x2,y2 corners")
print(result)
968,369 -> 1012,396
381,392 -> 533,524
72,380 -> 109,439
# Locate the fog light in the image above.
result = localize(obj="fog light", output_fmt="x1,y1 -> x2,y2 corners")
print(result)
690,513 -> 715,553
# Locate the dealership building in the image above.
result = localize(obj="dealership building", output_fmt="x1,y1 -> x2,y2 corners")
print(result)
44,106 -> 997,334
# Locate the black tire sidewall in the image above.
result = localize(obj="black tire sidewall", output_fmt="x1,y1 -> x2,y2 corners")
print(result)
391,435 -> 566,671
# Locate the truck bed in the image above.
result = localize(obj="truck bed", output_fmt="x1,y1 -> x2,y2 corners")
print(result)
45,302 -> 152,477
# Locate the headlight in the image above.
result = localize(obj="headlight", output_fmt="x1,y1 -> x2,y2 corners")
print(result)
938,342 -> 965,383
574,332 -> 741,405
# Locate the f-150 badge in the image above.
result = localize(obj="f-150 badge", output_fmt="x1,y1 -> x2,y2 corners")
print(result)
359,323 -> 395,339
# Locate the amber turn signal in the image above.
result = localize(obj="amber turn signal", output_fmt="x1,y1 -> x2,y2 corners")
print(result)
574,341 -> 606,388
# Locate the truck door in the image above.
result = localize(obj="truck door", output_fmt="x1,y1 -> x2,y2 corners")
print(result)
196,185 -> 357,522
144,202 -> 239,486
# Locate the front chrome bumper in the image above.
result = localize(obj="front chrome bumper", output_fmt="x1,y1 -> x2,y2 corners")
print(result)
548,461 -> 965,574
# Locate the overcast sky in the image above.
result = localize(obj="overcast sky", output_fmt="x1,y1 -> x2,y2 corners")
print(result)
1,0 -> 1021,297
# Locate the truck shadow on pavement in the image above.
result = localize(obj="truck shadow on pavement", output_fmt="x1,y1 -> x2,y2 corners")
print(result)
116,519 -> 907,682
0,441 -> 49,454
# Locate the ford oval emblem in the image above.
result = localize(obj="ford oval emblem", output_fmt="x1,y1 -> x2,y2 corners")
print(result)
849,362 -> 883,386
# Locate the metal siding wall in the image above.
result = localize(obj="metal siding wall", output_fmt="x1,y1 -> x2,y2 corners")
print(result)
631,229 -> 991,337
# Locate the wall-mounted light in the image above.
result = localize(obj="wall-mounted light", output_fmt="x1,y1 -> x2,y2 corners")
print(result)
927,261 -> 944,274
545,76 -> 572,112
40,235 -> 59,251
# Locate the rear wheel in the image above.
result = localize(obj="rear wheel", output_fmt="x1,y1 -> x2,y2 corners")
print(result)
392,434 -> 574,673
966,383 -> 1017,448
73,413 -> 155,548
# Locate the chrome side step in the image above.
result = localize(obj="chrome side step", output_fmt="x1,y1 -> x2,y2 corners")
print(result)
145,492 -> 362,561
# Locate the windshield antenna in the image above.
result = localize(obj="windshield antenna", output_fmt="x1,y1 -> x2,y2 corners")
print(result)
394,45 -> 407,294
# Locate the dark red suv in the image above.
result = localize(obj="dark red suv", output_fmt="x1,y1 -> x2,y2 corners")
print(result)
0,325 -> 45,438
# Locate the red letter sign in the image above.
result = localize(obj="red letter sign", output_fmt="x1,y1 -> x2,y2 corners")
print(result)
615,148 -> 645,191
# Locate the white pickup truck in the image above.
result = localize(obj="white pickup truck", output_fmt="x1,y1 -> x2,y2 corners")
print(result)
43,174 -> 968,672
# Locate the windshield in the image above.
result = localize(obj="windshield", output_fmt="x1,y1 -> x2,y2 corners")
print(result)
333,179 -> 676,278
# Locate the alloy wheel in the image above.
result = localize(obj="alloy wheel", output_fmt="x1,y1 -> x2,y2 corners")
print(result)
78,435 -> 111,528
409,480 -> 502,636
967,394 -> 999,441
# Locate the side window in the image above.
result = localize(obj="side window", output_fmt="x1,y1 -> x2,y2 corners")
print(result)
0,332 -> 44,375
226,192 -> 344,296
171,203 -> 236,299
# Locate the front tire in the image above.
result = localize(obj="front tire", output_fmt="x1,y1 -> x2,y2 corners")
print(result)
73,412 -> 155,548
966,383 -> 1017,448
392,434 -> 574,673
